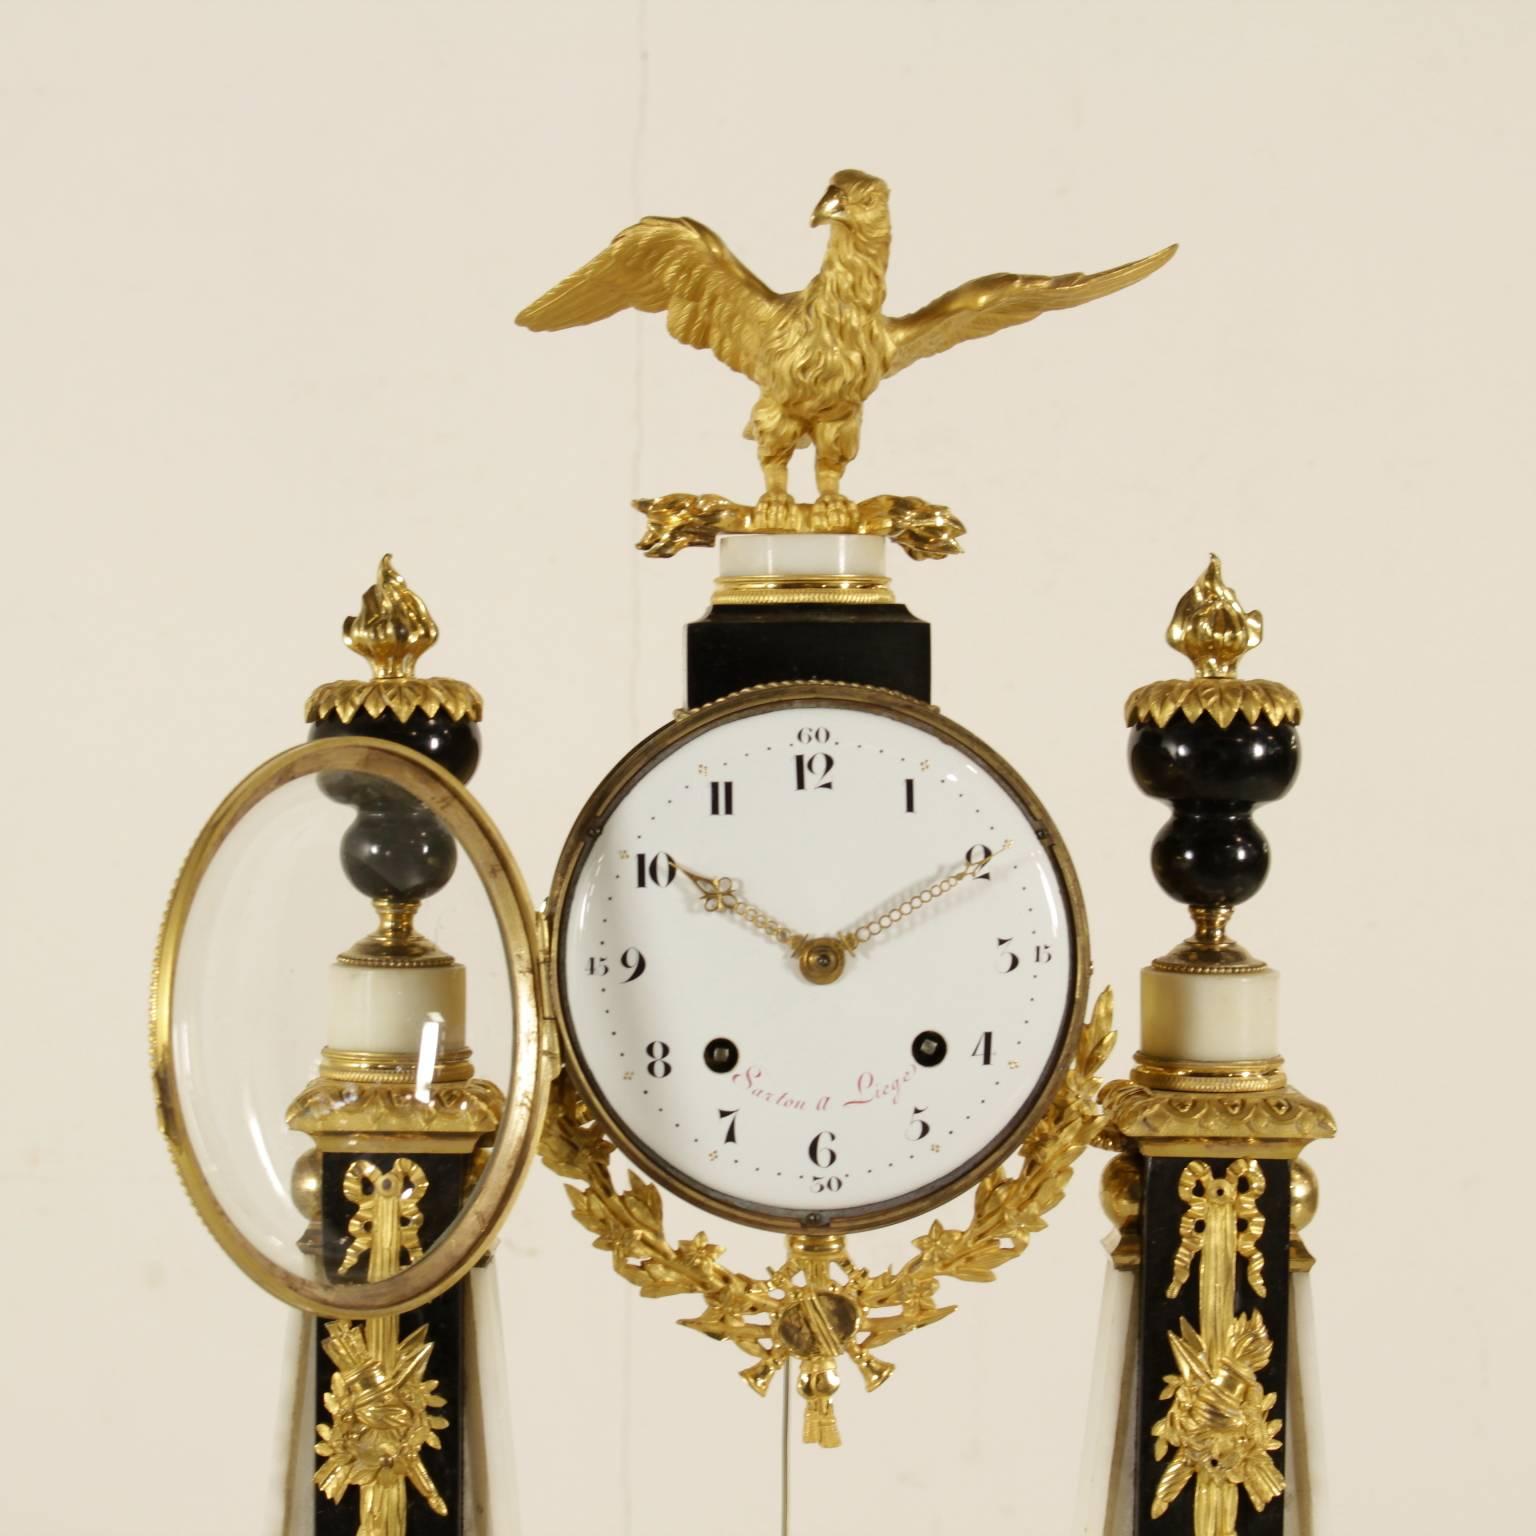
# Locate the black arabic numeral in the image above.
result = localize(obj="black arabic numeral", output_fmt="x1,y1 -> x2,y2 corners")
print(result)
645,1041 -> 672,1078
907,1107 -> 931,1142
635,852 -> 677,889
996,937 -> 1021,974
718,1108 -> 739,1144
709,780 -> 734,816
620,947 -> 646,981
972,1030 -> 995,1066
808,1130 -> 837,1168
967,843 -> 993,880
794,753 -> 834,791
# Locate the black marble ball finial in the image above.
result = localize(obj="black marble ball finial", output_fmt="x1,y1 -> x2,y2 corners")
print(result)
1123,555 -> 1301,971
303,555 -> 485,957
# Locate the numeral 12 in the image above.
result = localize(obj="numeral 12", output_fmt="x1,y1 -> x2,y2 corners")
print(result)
794,753 -> 834,791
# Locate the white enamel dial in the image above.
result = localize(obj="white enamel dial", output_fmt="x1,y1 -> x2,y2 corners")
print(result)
554,692 -> 1084,1231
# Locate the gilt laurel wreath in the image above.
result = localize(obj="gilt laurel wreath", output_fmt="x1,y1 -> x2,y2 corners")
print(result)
539,989 -> 1115,1443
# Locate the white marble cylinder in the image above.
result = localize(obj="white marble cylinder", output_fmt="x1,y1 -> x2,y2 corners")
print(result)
1140,965 -> 1280,1061
718,532 -> 887,579
326,962 -> 466,1055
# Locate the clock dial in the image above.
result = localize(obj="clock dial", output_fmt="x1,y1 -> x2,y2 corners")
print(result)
552,689 -> 1085,1231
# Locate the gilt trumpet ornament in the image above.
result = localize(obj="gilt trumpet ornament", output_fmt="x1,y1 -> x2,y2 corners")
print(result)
518,169 -> 1175,551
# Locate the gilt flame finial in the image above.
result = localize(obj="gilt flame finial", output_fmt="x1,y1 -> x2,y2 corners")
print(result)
1167,554 -> 1263,679
304,555 -> 482,726
343,554 -> 438,681
1123,556 -> 1299,731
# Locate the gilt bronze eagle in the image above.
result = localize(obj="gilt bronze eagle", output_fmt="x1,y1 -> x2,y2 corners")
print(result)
518,169 -> 1174,541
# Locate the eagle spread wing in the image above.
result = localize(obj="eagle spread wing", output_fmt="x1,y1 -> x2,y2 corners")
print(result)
515,217 -> 787,382
886,243 -> 1177,376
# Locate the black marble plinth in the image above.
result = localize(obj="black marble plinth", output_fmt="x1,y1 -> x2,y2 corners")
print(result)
1134,1154 -> 1292,1536
687,603 -> 931,706
314,1150 -> 469,1536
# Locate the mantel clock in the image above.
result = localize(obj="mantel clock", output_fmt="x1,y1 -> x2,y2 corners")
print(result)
518,167 -> 1171,1447
150,166 -> 1334,1535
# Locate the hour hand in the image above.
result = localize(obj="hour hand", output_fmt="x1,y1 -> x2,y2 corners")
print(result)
670,857 -> 806,954
673,859 -> 740,913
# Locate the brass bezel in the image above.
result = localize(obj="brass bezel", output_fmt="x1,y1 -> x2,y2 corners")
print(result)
546,680 -> 1091,1235
150,737 -> 550,1317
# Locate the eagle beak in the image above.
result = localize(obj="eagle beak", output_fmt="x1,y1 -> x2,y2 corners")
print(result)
811,190 -> 844,228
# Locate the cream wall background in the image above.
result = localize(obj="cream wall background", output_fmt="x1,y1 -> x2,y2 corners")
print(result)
3,2 -> 1530,1532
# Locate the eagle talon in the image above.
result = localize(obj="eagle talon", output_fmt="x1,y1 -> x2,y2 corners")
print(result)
810,494 -> 857,530
752,490 -> 799,528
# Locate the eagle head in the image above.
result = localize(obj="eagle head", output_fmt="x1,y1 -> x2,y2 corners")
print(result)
811,169 -> 890,233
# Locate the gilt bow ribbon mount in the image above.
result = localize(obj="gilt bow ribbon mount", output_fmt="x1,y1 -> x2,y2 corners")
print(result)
1151,1159 -> 1285,1535
518,170 -> 1174,560
315,1159 -> 450,1533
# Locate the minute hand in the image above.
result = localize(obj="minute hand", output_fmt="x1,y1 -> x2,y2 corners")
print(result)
839,841 -> 1009,954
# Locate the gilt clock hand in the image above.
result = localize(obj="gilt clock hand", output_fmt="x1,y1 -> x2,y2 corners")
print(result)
671,842 -> 1012,985
839,841 -> 1011,954
671,858 -> 808,957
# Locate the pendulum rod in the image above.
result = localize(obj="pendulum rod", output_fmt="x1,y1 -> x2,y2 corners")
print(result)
780,1368 -> 792,1536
